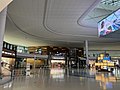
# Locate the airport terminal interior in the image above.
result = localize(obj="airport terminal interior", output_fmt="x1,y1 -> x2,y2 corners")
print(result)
1,0 -> 120,90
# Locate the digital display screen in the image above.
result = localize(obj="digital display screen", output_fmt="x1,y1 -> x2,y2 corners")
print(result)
98,9 -> 120,37
103,56 -> 111,61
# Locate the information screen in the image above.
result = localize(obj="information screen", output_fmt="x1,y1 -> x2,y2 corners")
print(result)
98,9 -> 120,37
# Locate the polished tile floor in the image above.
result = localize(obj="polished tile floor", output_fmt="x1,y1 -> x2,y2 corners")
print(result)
0,68 -> 120,90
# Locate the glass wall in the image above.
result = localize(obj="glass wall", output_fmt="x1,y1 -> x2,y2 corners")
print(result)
17,46 -> 29,53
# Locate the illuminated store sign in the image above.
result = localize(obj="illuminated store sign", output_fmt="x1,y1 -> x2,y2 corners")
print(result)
52,56 -> 65,60
2,51 -> 15,56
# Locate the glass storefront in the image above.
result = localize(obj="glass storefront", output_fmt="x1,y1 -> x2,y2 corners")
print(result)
17,46 -> 29,53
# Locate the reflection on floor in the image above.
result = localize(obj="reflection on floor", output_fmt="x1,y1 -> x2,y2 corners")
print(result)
95,69 -> 120,90
0,68 -> 120,90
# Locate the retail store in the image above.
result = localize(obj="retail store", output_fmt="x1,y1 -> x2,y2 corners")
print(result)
1,41 -> 17,70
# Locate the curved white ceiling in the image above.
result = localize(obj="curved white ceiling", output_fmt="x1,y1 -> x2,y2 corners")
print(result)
4,0 -> 120,47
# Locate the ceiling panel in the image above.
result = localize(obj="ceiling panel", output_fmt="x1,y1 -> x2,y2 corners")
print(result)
46,0 -> 99,36
4,0 -> 120,47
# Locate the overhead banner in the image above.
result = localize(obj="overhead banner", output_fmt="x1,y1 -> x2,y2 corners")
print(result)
0,0 -> 13,12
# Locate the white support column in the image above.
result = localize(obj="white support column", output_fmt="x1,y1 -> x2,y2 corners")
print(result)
85,40 -> 89,66
0,7 -> 7,74
34,55 -> 36,70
